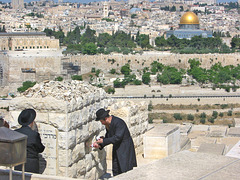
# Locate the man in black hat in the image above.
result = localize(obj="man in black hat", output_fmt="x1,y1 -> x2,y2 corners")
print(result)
14,108 -> 45,173
93,108 -> 137,176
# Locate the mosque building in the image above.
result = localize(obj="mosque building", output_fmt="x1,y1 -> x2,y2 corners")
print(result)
166,11 -> 212,39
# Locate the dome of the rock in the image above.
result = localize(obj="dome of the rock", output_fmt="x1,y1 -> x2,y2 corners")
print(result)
179,11 -> 199,25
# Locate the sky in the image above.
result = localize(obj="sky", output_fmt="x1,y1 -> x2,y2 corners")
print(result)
0,0 -> 238,3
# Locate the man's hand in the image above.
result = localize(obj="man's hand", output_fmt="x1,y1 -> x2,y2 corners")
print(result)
92,142 -> 100,148
96,138 -> 103,144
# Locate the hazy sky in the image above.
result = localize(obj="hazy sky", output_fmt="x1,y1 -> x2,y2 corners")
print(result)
0,0 -> 238,3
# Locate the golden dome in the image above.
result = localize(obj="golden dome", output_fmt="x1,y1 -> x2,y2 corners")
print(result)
179,12 -> 199,25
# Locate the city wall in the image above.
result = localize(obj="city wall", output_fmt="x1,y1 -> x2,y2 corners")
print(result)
0,50 -> 62,94
68,53 -> 240,74
1,52 -> 240,96
8,81 -> 148,179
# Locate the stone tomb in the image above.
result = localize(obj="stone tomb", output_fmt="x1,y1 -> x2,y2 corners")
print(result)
143,124 -> 180,159
9,81 -> 112,179
9,81 -> 149,179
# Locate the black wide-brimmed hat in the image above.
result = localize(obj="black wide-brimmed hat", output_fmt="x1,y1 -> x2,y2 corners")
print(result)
18,109 -> 36,126
96,108 -> 110,121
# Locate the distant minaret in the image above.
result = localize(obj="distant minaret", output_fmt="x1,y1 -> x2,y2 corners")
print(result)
103,1 -> 109,18
12,0 -> 24,9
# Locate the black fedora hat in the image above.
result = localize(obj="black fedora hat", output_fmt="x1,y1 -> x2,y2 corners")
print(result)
18,109 -> 36,126
96,108 -> 110,121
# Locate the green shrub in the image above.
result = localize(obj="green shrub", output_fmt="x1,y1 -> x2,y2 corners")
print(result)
148,117 -> 153,124
17,81 -> 36,93
227,110 -> 233,116
187,114 -> 194,121
212,111 -> 218,119
133,79 -> 142,85
109,68 -> 116,74
71,75 -> 82,81
55,76 -> 63,81
219,112 -> 224,117
208,117 -> 215,123
220,104 -> 228,109
105,86 -> 115,94
200,118 -> 206,124
200,112 -> 206,118
148,101 -> 153,111
95,69 -> 101,77
173,113 -> 182,120
91,67 -> 96,73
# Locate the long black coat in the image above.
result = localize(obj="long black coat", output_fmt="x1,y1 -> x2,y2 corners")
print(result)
100,116 -> 137,174
14,126 -> 45,173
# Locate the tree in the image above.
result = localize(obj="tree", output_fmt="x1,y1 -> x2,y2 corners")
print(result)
157,66 -> 182,84
81,26 -> 96,44
121,64 -> 131,76
142,72 -> 151,85
151,61 -> 164,74
109,68 -> 116,74
97,33 -> 112,47
82,42 -> 97,55
137,34 -> 151,49
131,14 -> 137,18
155,36 -> 167,48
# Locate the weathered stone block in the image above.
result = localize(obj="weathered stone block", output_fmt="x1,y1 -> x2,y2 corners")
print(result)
49,113 -> 67,131
72,143 -> 85,163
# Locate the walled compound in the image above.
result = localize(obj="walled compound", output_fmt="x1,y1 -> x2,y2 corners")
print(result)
7,80 -> 148,179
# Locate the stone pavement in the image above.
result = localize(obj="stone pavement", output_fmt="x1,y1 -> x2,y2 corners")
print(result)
100,154 -> 156,179
109,150 -> 240,180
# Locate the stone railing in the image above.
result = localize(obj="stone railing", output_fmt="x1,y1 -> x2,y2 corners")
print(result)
8,81 -> 148,179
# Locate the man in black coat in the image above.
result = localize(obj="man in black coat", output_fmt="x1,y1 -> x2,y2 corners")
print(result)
14,109 -> 45,173
93,108 -> 137,176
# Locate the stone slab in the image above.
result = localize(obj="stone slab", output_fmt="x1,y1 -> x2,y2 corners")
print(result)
144,124 -> 179,137
209,126 -> 227,137
226,140 -> 240,159
228,127 -> 240,137
143,124 -> 180,159
179,124 -> 192,135
217,137 -> 240,154
234,118 -> 240,127
197,143 -> 225,155
190,136 -> 216,150
111,150 -> 240,180
191,125 -> 210,132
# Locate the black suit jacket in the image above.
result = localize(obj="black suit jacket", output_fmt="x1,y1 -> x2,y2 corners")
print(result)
15,126 -> 45,159
14,125 -> 45,173
100,116 -> 137,173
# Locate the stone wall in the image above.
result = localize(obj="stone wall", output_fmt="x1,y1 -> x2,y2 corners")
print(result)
2,52 -> 240,95
67,53 -> 240,74
105,100 -> 149,159
8,81 -> 148,179
0,53 -> 8,87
